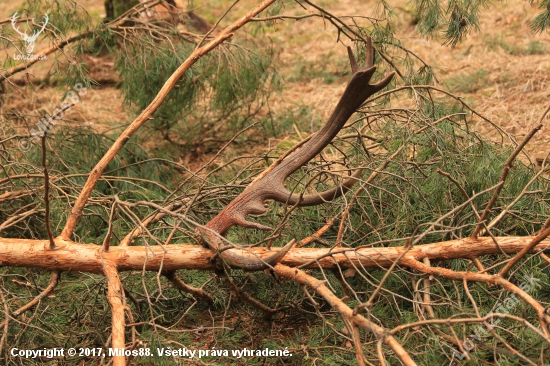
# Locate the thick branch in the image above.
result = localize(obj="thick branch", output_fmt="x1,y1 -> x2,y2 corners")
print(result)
0,236 -> 548,272
103,261 -> 126,366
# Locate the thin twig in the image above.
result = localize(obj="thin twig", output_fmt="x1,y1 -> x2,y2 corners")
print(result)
0,271 -> 60,330
471,124 -> 543,239
274,264 -> 417,366
498,226 -> 550,277
102,199 -> 117,251
401,257 -> 549,336
41,136 -> 55,250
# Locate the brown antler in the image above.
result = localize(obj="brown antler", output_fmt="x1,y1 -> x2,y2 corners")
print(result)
199,38 -> 395,270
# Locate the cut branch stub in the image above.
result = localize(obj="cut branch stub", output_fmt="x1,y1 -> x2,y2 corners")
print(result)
199,39 -> 395,270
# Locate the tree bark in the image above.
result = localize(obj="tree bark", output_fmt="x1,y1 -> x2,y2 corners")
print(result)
0,236 -> 548,273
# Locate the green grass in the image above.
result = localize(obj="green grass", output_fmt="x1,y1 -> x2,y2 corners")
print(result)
286,61 -> 347,84
484,36 -> 548,56
445,69 -> 489,93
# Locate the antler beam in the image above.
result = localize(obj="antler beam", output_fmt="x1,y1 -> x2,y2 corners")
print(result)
198,38 -> 395,270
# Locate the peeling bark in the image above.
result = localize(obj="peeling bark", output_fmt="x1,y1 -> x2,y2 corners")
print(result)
0,236 -> 547,272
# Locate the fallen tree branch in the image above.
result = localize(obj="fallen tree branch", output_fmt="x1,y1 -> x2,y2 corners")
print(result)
274,264 -> 417,365
0,236 -> 548,272
103,261 -> 126,366
400,257 -> 550,336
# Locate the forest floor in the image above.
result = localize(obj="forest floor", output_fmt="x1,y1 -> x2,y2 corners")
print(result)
1,2 -> 549,364
2,0 -> 549,162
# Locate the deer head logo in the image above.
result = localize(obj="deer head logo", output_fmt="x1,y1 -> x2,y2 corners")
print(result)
11,12 -> 49,54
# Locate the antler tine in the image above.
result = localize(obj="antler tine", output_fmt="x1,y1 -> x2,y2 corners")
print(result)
347,37 -> 376,74
284,167 -> 364,206
347,46 -> 360,74
365,37 -> 374,68
198,39 -> 394,271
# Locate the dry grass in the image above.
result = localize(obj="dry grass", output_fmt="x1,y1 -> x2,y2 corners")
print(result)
2,0 -> 549,160
398,0 -> 550,156
259,0 -> 550,159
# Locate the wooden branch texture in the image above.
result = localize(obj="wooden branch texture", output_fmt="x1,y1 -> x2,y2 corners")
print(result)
0,236 -> 548,273
103,261 -> 126,366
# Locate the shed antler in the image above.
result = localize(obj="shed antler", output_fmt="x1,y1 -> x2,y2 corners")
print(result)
199,39 -> 394,270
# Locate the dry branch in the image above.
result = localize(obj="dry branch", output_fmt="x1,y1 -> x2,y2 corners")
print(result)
471,124 -> 543,238
0,271 -> 59,331
0,33 -> 87,81
0,0 -> 186,81
41,136 -> 55,250
274,264 -> 417,366
498,226 -> 550,277
103,261 -> 126,366
0,236 -> 548,273
401,257 -> 550,336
